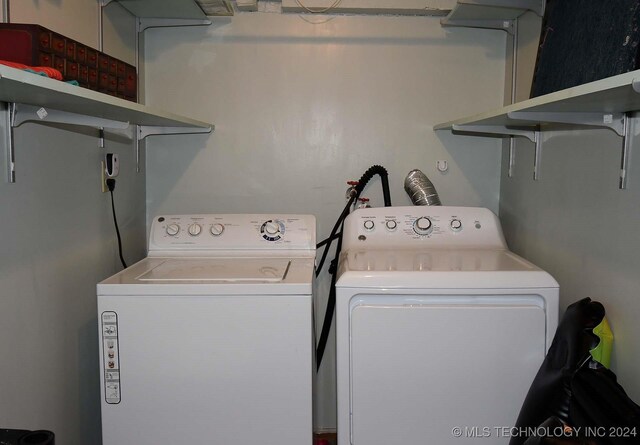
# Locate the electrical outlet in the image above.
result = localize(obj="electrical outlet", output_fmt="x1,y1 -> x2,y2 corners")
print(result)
101,160 -> 108,193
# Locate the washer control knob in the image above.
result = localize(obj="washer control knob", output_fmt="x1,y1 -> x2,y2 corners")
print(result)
261,220 -> 285,241
413,217 -> 433,235
188,223 -> 202,237
385,220 -> 397,231
450,219 -> 463,232
264,221 -> 280,235
210,223 -> 225,237
363,220 -> 375,231
166,223 -> 180,236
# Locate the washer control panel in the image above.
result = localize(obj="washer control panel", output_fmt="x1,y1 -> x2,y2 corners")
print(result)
346,206 -> 506,249
149,214 -> 316,252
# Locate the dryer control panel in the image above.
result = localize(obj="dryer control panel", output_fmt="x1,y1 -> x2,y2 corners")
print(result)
343,206 -> 507,250
148,214 -> 316,254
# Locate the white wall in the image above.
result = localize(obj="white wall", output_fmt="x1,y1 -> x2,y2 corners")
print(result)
143,12 -> 506,429
0,3 -> 142,443
499,15 -> 640,403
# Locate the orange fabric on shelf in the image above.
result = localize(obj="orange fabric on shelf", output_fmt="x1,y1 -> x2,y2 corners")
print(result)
0,59 -> 64,80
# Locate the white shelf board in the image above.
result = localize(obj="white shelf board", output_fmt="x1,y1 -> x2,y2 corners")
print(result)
114,0 -> 207,19
434,70 -> 640,131
0,65 -> 212,131
441,0 -> 542,28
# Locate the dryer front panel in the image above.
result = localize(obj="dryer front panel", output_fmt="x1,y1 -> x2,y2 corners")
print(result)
348,295 -> 546,445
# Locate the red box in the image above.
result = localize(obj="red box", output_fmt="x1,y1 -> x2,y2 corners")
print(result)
0,23 -> 137,102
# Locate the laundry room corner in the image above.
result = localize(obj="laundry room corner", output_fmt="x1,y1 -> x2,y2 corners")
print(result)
0,1 -> 146,443
497,10 -> 640,406
142,10 -> 508,430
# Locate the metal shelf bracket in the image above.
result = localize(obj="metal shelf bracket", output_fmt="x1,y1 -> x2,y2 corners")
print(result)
508,111 -> 626,136
137,18 -> 212,33
137,125 -> 213,140
451,124 -> 542,180
3,102 -> 129,183
4,102 -> 15,183
441,18 -> 516,34
452,124 -> 536,141
619,114 -> 632,190
509,110 -> 632,189
12,103 -> 129,130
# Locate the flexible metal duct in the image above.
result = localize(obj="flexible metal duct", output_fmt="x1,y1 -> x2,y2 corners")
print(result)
404,169 -> 441,206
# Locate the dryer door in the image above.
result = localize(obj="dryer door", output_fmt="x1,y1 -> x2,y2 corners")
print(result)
349,295 -> 546,445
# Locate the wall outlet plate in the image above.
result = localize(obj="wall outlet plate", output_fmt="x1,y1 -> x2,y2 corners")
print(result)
101,161 -> 108,193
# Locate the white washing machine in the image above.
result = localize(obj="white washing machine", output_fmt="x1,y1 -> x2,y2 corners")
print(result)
97,214 -> 315,445
335,206 -> 558,445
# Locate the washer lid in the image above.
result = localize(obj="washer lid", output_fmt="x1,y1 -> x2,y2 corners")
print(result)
97,257 -> 314,295
137,258 -> 290,282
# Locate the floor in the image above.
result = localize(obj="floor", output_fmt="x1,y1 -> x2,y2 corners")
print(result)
314,432 -> 337,445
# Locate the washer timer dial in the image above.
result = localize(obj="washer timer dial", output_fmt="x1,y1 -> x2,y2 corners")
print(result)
210,223 -> 225,237
413,217 -> 433,236
260,219 -> 285,241
188,223 -> 202,237
166,223 -> 180,236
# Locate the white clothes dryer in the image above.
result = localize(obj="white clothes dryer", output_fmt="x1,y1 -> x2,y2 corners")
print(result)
97,214 -> 315,445
335,206 -> 558,445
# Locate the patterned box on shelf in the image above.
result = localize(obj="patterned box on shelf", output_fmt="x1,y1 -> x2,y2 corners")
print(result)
0,23 -> 137,102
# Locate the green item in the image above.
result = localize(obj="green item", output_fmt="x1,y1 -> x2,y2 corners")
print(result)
590,316 -> 614,368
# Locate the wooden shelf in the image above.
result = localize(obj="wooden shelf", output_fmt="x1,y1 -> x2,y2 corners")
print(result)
434,70 -> 640,135
111,0 -> 208,20
0,65 -> 212,133
441,0 -> 543,32
434,70 -> 640,189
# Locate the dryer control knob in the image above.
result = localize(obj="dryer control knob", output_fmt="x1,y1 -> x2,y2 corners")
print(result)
450,219 -> 463,232
210,223 -> 225,237
413,217 -> 433,236
385,220 -> 397,231
166,223 -> 180,236
363,220 -> 375,231
188,223 -> 202,237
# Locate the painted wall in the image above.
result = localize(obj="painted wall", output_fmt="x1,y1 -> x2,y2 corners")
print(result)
143,12 -> 506,429
499,15 -> 640,403
0,3 -> 143,444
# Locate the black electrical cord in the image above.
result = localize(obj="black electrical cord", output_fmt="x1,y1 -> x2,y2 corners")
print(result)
106,179 -> 127,269
315,222 -> 344,371
315,165 -> 393,371
316,195 -> 356,278
316,231 -> 342,249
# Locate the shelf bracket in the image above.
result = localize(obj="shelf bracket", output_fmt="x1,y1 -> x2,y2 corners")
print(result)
619,113 -> 632,190
137,18 -> 212,33
510,110 -> 633,188
508,111 -> 626,136
508,137 -> 515,178
11,103 -> 129,130
532,130 -> 542,181
137,125 -> 213,140
452,124 -> 542,180
452,124 -> 536,141
441,18 -> 516,35
4,102 -> 16,183
3,103 -> 129,183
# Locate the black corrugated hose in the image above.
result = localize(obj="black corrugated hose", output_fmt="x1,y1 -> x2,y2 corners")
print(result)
315,165 -> 391,371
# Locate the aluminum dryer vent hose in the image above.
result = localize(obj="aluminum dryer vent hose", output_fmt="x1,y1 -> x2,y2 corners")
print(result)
404,169 -> 441,206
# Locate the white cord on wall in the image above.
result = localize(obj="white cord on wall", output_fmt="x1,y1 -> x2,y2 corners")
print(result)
294,0 -> 343,14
